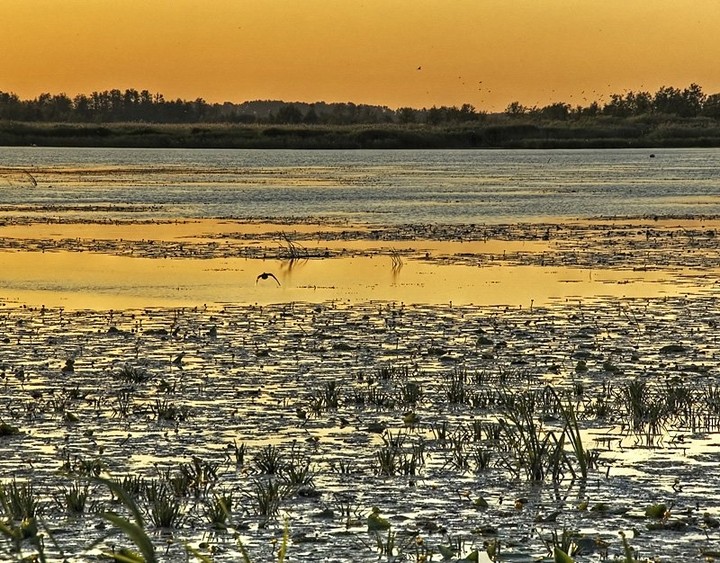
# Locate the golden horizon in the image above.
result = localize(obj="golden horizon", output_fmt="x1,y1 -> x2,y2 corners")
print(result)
3,0 -> 720,112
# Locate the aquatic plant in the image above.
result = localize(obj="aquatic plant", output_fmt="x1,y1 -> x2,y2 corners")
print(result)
54,481 -> 89,515
204,491 -> 233,530
254,445 -> 285,475
549,387 -> 595,480
248,478 -> 285,520
281,448 -> 315,489
375,363 -> 411,382
112,388 -> 135,419
0,421 -> 20,437
618,531 -> 638,563
230,518 -> 289,563
496,388 -> 578,482
445,369 -> 469,405
373,528 -> 396,558
430,420 -> 450,442
367,506 -> 391,531
118,475 -> 146,499
328,459 -> 356,475
114,364 -> 151,384
152,398 -> 190,422
321,380 -> 341,409
397,380 -> 423,406
444,432 -> 471,472
540,527 -> 579,560
0,516 -> 47,563
470,447 -> 493,472
96,477 -> 158,563
179,457 -> 220,497
0,479 -> 40,521
147,483 -> 184,528
366,386 -> 392,408
373,430 -> 423,476
231,440 -> 247,466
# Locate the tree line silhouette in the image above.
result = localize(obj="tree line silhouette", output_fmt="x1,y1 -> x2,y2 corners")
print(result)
1,83 -> 719,125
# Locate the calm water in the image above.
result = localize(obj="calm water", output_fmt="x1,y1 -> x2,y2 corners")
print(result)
1,146 -> 719,223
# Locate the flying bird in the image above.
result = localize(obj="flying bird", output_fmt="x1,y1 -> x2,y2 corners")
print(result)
256,272 -> 281,286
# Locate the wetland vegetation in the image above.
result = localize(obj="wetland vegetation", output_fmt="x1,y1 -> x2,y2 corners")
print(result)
1,295 -> 720,561
1,214 -> 720,561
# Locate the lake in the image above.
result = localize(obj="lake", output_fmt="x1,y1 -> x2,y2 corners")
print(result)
1,147 -> 720,223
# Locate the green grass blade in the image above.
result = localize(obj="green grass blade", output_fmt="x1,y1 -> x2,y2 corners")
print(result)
277,518 -> 289,563
95,476 -> 146,527
183,541 -> 214,563
554,546 -> 575,563
102,512 -> 156,563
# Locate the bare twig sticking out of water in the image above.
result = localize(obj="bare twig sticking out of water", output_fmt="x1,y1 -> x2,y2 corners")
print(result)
390,250 -> 403,272
0,170 -> 38,188
278,232 -> 308,260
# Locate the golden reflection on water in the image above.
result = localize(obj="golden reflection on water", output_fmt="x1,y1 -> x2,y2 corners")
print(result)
0,220 -> 362,241
0,218 -> 715,310
0,250 -> 701,310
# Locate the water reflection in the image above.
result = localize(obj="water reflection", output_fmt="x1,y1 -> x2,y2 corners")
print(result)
0,250 -> 707,310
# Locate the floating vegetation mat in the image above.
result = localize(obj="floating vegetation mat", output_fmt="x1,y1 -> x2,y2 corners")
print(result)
1,295 -> 720,561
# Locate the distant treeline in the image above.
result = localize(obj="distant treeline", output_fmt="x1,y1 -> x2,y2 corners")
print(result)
3,83 -> 720,148
2,83 -> 720,124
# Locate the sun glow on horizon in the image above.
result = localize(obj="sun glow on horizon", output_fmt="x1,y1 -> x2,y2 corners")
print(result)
3,0 -> 720,112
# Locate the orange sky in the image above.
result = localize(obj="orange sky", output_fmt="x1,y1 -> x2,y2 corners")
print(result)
3,0 -> 720,111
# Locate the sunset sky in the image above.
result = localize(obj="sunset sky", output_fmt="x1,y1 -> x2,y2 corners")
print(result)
3,0 -> 720,112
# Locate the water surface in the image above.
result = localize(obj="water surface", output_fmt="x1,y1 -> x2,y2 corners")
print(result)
1,147 -> 719,223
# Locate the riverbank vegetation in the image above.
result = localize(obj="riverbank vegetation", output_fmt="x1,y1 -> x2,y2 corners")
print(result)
2,83 -> 720,148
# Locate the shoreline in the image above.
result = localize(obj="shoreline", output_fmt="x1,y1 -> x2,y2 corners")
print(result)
3,119 -> 720,149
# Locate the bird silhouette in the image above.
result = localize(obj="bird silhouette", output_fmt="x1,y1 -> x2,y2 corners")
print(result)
256,272 -> 280,286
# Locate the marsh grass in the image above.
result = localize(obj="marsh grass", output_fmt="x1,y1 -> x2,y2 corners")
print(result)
540,527 -> 579,560
147,484 -> 184,528
179,457 -> 220,497
445,369 -> 469,404
374,430 -> 425,476
118,476 -> 146,499
233,518 -> 289,563
54,481 -> 90,515
204,491 -> 233,529
152,398 -> 190,422
112,388 -> 135,418
1,298 -> 717,560
96,477 -> 158,563
254,445 -> 285,475
0,479 -> 40,520
497,389 -> 568,482
248,478 -> 285,520
281,448 -> 315,489
397,380 -> 423,406
231,440 -> 247,466
549,387 -> 594,480
114,364 -> 151,384
321,380 -> 341,409
0,422 -> 20,437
